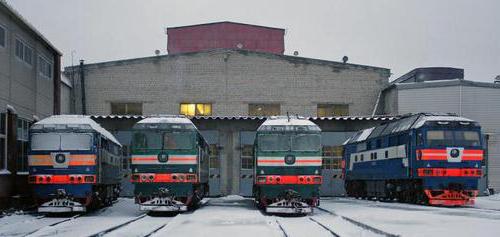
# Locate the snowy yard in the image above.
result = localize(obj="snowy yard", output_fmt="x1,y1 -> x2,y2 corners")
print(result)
1,195 -> 499,237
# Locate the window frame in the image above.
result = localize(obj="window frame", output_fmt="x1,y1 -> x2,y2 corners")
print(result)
38,54 -> 53,80
0,113 -> 7,170
317,104 -> 349,117
248,103 -> 280,116
179,103 -> 212,116
14,37 -> 34,66
0,24 -> 6,48
110,102 -> 143,115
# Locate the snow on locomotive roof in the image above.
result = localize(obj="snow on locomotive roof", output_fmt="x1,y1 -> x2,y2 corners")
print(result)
137,115 -> 194,125
33,115 -> 121,146
258,116 -> 321,131
412,115 -> 474,129
344,114 -> 477,144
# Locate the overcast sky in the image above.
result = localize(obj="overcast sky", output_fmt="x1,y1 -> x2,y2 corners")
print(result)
6,0 -> 500,81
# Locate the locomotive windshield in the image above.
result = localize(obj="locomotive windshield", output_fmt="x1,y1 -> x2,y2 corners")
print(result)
258,133 -> 321,152
291,134 -> 321,151
258,134 -> 290,151
31,133 -> 93,151
133,131 -> 194,150
426,130 -> 480,147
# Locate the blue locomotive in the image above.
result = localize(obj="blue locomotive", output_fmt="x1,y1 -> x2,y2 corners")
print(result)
253,116 -> 322,214
343,113 -> 484,206
28,115 -> 122,213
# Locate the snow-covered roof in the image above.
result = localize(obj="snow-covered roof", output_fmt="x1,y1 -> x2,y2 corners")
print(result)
137,115 -> 193,125
33,115 -> 121,145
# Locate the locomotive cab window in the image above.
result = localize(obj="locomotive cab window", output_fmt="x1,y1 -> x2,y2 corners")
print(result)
291,134 -> 321,151
258,134 -> 290,151
132,131 -> 162,150
163,132 -> 194,150
31,133 -> 93,151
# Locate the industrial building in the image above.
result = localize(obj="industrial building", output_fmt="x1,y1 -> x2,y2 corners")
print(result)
378,67 -> 500,193
0,1 -> 62,208
64,21 -> 392,196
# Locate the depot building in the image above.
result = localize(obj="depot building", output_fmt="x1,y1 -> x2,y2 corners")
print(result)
62,21 -> 395,197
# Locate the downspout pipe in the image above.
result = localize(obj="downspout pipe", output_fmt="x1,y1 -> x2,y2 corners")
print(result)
79,60 -> 87,115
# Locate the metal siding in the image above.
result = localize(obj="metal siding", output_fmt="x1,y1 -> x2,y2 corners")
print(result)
488,134 -> 500,192
397,86 -> 461,115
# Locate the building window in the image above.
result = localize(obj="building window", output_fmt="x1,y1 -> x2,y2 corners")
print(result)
0,113 -> 6,170
179,103 -> 212,116
16,118 -> 31,173
321,132 -> 355,170
0,25 -> 5,48
15,38 -> 33,65
38,55 -> 53,79
110,102 -> 143,115
209,144 -> 219,169
317,104 -> 349,116
240,131 -> 256,170
248,104 -> 280,116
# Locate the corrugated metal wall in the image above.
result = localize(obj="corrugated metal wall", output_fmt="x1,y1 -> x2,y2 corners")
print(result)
397,85 -> 500,192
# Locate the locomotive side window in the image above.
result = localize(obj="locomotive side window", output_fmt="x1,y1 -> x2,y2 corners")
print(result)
291,134 -> 321,151
61,134 -> 92,150
31,133 -> 61,150
258,134 -> 290,151
163,132 -> 194,150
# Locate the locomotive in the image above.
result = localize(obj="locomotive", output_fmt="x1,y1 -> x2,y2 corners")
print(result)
130,115 -> 209,212
343,113 -> 484,206
253,116 -> 322,214
28,115 -> 122,213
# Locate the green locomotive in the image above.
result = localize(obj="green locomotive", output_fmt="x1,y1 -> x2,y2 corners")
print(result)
130,115 -> 209,212
253,116 -> 322,214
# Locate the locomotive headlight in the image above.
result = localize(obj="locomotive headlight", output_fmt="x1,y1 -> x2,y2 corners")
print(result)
260,170 -> 264,175
84,176 -> 95,183
257,176 -> 266,183
189,168 -> 193,173
314,170 -> 319,175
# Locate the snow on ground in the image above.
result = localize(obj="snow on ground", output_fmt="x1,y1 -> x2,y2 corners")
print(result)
151,196 -> 282,237
28,198 -> 144,237
475,193 -> 500,210
321,197 -> 500,237
0,212 -> 68,237
1,196 -> 500,237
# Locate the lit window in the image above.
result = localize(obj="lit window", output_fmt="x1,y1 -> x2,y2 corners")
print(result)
179,103 -> 212,116
248,104 -> 280,116
0,25 -> 5,47
317,104 -> 349,116
111,102 -> 143,115
38,55 -> 53,79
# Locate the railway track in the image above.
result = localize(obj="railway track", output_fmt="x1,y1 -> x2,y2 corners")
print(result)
315,207 -> 400,237
87,214 -> 148,237
22,214 -> 82,237
275,217 -> 341,237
